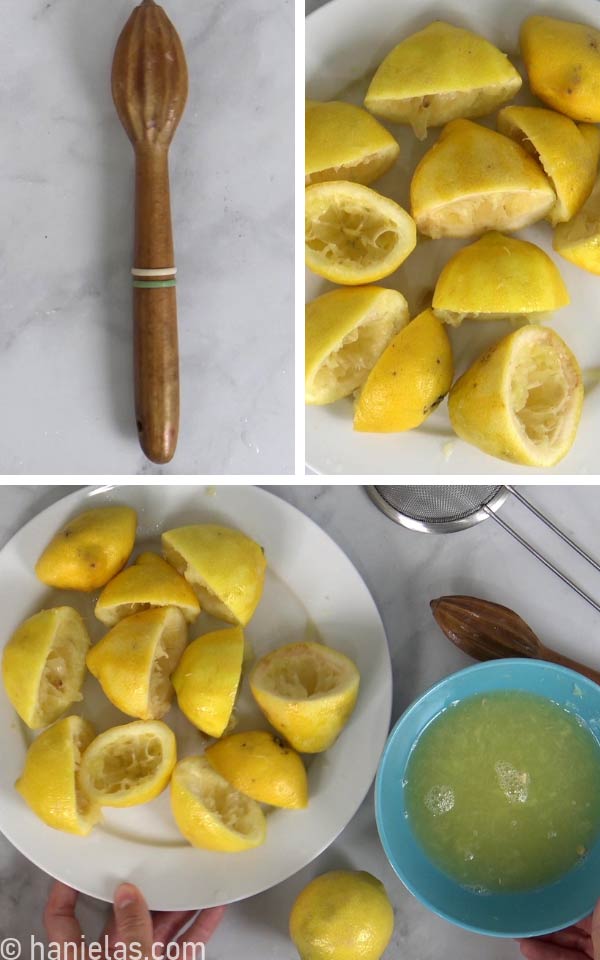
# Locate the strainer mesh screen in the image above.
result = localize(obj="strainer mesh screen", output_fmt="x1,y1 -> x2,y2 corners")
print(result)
374,486 -> 504,523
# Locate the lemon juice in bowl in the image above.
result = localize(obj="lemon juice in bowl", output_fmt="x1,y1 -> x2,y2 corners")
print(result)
404,690 -> 600,893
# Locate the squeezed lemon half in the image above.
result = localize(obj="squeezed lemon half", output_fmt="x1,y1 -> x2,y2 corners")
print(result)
79,720 -> 177,808
410,119 -> 555,239
95,552 -> 200,626
87,606 -> 188,720
521,16 -> 600,123
35,506 -> 137,592
16,716 -> 100,835
172,627 -> 244,738
305,286 -> 409,404
2,607 -> 90,730
162,524 -> 266,627
497,106 -> 600,224
250,641 -> 360,753
354,309 -> 453,432
306,100 -> 400,186
365,21 -> 521,140
554,174 -> 600,275
206,730 -> 308,809
448,325 -> 583,466
171,756 -> 267,852
432,232 -> 569,326
305,181 -> 416,284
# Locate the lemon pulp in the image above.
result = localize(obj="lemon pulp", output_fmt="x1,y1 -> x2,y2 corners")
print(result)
80,721 -> 176,807
307,200 -> 399,267
448,326 -> 583,466
306,287 -> 408,403
511,343 -> 572,447
305,182 -> 416,283
2,607 -> 90,730
170,756 -> 266,852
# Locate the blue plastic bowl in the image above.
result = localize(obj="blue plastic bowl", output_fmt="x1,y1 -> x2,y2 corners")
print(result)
375,659 -> 600,938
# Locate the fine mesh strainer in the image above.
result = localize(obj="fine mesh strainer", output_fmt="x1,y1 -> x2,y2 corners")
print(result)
367,485 -> 600,615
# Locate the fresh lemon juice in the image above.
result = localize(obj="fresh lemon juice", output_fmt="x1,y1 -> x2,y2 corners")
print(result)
405,691 -> 600,892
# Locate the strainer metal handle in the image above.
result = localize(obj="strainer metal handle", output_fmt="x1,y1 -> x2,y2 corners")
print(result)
506,486 -> 600,576
485,508 -> 600,615
367,485 -> 600,616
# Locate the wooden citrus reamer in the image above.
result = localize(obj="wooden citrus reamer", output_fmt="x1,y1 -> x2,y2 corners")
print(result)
112,0 -> 188,464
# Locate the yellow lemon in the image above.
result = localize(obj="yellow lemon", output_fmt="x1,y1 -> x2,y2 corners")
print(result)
86,607 -> 188,721
306,100 -> 400,186
162,524 -> 266,627
16,716 -> 100,836
290,870 -> 394,960
79,720 -> 176,808
306,287 -> 409,404
206,730 -> 308,809
432,232 -> 569,326
170,756 -> 266,852
354,309 -> 453,432
35,506 -> 137,592
410,119 -> 555,239
305,181 -> 416,284
95,552 -> 200,626
2,607 -> 90,730
448,325 -> 583,467
579,124 -> 600,167
172,627 -> 244,738
521,16 -> 600,123
554,174 -> 600,274
250,641 -> 359,753
497,106 -> 600,224
365,21 -> 521,140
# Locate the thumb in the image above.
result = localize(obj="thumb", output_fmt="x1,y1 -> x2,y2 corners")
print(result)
592,897 -> 600,959
113,883 -> 154,958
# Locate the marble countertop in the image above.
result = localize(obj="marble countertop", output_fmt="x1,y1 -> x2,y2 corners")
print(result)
0,1 -> 293,475
3,483 -> 600,958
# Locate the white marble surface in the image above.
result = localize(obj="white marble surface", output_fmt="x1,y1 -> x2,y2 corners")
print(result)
3,484 -> 600,958
0,1 -> 293,475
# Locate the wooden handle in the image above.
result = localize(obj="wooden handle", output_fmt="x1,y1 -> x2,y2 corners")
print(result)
133,147 -> 179,463
539,644 -> 600,687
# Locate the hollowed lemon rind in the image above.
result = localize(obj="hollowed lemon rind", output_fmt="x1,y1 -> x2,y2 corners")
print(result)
507,336 -> 582,464
171,757 -> 266,852
305,183 -> 416,284
80,721 -> 176,808
307,299 -> 409,404
250,642 -> 360,753
497,114 -> 597,225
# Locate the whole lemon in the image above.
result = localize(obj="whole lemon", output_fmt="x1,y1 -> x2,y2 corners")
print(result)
290,870 -> 394,960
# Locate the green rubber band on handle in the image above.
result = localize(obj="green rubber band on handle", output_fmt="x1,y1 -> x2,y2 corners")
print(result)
133,278 -> 177,289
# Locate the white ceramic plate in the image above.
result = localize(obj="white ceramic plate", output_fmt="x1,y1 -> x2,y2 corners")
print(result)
0,485 -> 391,910
306,0 -> 600,476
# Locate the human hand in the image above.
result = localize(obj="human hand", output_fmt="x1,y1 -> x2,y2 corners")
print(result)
516,900 -> 600,960
44,880 -> 225,959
